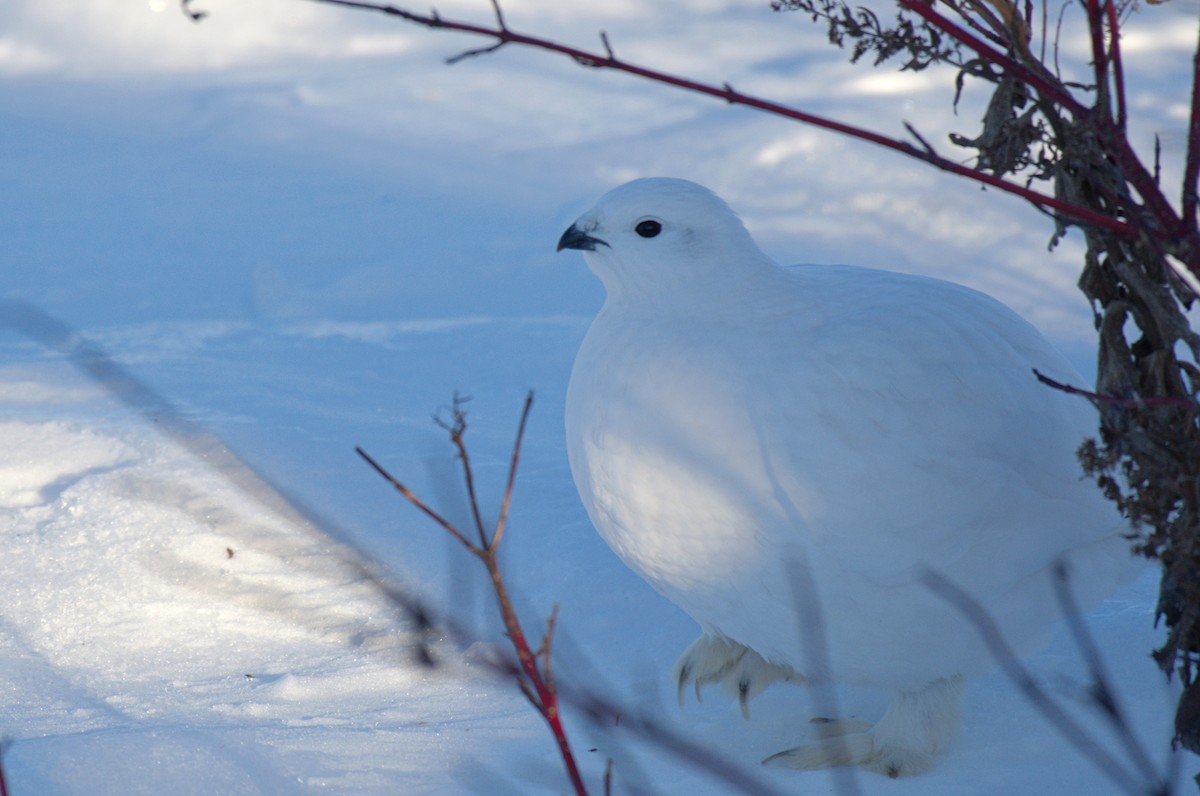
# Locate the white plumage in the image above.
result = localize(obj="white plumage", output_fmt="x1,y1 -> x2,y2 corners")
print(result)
557,178 -> 1140,776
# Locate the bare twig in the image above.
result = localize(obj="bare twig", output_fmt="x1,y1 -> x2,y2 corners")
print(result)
492,390 -> 533,550
903,121 -> 939,157
446,40 -> 505,65
1032,368 -> 1197,409
445,2 -> 510,67
440,397 -> 491,547
357,447 -> 478,552
360,393 -> 590,795
486,0 -> 506,30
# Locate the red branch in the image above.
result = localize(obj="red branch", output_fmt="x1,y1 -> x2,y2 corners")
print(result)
308,0 -> 1144,238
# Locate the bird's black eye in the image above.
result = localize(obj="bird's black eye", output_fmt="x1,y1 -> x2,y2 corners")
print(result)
635,219 -> 662,238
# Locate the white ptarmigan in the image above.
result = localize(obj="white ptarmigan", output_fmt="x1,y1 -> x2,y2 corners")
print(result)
557,177 -> 1140,777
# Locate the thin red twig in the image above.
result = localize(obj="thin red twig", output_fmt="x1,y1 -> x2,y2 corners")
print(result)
495,572 -> 587,794
305,0 -> 1140,238
492,390 -> 533,550
436,397 -> 492,548
356,447 -> 480,552
453,432 -> 491,548
1033,368 -> 1196,408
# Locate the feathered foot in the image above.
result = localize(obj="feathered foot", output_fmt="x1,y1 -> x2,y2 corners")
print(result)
764,675 -> 964,778
673,634 -> 800,718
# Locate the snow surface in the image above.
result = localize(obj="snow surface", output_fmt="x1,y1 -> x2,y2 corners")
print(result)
0,0 -> 1197,792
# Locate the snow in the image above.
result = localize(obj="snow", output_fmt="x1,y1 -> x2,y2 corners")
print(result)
0,0 -> 1196,792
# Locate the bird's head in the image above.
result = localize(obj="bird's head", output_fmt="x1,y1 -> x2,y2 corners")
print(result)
557,178 -> 775,302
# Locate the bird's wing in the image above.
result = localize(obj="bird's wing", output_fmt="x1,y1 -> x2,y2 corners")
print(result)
746,266 -> 1116,592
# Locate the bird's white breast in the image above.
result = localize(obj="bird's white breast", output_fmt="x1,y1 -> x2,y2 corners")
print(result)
566,308 -> 776,593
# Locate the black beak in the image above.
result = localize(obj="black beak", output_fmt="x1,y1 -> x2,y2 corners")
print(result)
557,223 -> 605,252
